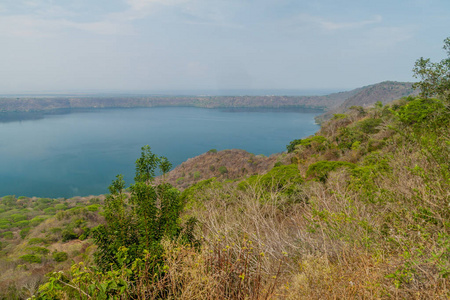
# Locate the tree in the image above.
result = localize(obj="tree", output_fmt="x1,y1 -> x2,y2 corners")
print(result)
93,146 -> 187,274
413,37 -> 450,103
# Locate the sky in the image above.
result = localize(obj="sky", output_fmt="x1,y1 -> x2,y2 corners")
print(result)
0,0 -> 449,94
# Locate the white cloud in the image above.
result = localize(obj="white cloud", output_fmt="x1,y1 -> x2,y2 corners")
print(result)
320,15 -> 383,30
288,14 -> 383,32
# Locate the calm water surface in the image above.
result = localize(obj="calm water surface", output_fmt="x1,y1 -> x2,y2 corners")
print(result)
0,107 -> 320,198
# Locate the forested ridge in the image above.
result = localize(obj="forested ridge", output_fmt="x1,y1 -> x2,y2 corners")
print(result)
0,81 -> 415,116
0,40 -> 449,299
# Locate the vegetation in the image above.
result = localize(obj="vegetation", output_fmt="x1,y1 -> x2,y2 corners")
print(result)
0,38 -> 448,299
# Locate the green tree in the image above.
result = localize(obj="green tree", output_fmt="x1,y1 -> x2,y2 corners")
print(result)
413,37 -> 450,103
92,146 -> 190,275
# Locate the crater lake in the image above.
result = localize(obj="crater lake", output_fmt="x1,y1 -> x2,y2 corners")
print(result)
0,107 -> 321,198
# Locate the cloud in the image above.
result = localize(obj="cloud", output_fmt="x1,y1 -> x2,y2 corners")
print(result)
320,15 -> 383,30
288,14 -> 383,32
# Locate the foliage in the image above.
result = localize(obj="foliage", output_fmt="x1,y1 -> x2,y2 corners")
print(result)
413,37 -> 450,102
92,145 -> 195,283
52,251 -> 68,262
306,160 -> 356,182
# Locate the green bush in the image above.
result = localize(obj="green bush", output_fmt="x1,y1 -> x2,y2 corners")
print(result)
28,238 -> 46,245
20,254 -> 41,264
27,246 -> 50,255
43,207 -> 56,215
355,118 -> 383,134
1,231 -> 14,239
208,149 -> 217,153
52,251 -> 68,262
306,161 -> 356,182
15,220 -> 30,228
193,171 -> 201,179
20,227 -> 31,239
30,216 -> 46,226
394,97 -> 446,126
62,229 -> 78,242
1,195 -> 16,206
218,166 -> 228,174
86,205 -> 99,212
8,214 -> 27,223
239,164 -> 304,197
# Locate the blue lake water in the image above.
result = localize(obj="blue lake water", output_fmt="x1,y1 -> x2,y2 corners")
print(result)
0,107 -> 320,198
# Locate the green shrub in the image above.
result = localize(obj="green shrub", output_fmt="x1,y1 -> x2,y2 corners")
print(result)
30,216 -> 46,226
52,251 -> 68,262
395,97 -> 445,126
193,171 -> 201,179
15,220 -> 30,228
62,229 -> 78,242
176,177 -> 185,184
208,149 -> 217,153
87,205 -> 99,212
306,161 -> 356,182
28,238 -> 46,245
239,164 -> 304,197
218,166 -> 228,174
1,231 -> 14,239
54,204 -> 67,211
27,246 -> 50,255
356,118 -> 383,134
8,214 -> 27,223
209,165 -> 216,172
43,207 -> 56,215
20,227 -> 31,239
1,195 -> 16,206
20,254 -> 41,264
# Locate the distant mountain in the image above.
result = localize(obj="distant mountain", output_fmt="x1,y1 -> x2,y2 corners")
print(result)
315,81 -> 418,123
0,81 -> 417,114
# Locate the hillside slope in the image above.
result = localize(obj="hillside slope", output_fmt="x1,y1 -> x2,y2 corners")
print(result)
315,81 -> 417,122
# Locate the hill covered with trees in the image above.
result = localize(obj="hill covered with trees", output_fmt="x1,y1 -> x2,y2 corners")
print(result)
0,39 -> 449,299
0,81 -> 415,115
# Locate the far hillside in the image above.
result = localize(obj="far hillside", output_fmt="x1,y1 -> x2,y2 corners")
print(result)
0,81 -> 415,114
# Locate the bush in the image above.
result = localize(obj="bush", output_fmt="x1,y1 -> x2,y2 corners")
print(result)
52,251 -> 68,262
208,149 -> 218,153
1,231 -> 14,239
28,238 -> 46,245
306,160 -> 356,182
20,254 -> 41,264
87,205 -> 99,212
20,227 -> 31,239
27,246 -> 49,255
62,229 -> 78,242
30,216 -> 46,226
218,166 -> 228,174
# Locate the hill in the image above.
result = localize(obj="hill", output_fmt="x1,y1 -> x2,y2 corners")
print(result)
0,83 -> 395,113
315,81 -> 417,123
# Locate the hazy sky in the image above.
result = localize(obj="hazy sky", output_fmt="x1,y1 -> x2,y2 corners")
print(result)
0,0 -> 449,94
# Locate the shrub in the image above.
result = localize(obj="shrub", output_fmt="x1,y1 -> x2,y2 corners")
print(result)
356,118 -> 383,134
20,227 -> 31,239
62,230 -> 78,242
193,171 -> 201,179
14,220 -> 30,228
306,160 -> 356,182
1,231 -> 13,239
52,251 -> 68,262
218,166 -> 228,174
27,246 -> 50,255
208,149 -> 217,153
28,238 -> 46,245
30,216 -> 46,226
19,254 -> 41,264
87,205 -> 99,212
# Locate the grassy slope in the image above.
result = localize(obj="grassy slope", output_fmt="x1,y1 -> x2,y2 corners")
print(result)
0,95 -> 448,299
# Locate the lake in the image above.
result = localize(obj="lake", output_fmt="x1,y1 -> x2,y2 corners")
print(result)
0,107 -> 321,198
